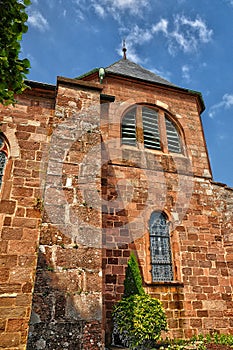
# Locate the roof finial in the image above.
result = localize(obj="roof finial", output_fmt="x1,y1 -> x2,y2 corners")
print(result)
122,39 -> 127,60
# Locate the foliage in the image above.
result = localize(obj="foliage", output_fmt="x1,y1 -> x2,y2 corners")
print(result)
124,252 -> 145,297
112,294 -> 167,349
154,333 -> 233,349
191,333 -> 233,347
0,0 -> 31,105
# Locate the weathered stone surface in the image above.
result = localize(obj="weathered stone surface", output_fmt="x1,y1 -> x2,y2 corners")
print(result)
27,321 -> 102,350
1,63 -> 233,350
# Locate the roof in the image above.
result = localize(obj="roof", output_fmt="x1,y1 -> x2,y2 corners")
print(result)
105,59 -> 205,112
76,58 -> 205,112
105,59 -> 177,88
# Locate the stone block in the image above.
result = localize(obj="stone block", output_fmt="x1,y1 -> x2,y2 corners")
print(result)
66,293 -> 102,321
0,332 -> 20,347
0,200 -> 16,214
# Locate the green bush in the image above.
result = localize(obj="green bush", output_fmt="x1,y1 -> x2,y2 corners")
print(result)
124,252 -> 145,297
112,293 -> 168,349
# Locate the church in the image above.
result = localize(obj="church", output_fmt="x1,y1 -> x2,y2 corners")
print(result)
0,49 -> 233,349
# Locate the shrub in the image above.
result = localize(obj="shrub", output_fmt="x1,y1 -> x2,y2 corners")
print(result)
112,293 -> 168,349
124,252 -> 145,297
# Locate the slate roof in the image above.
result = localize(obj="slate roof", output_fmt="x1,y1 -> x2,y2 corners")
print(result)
105,59 -> 177,88
76,57 -> 205,112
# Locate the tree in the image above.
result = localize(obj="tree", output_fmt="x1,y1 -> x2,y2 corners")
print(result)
113,253 -> 167,349
112,294 -> 167,349
0,0 -> 31,105
123,252 -> 145,297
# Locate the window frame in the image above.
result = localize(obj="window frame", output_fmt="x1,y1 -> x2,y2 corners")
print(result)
121,104 -> 184,155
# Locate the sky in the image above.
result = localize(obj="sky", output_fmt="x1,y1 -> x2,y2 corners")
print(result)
20,0 -> 233,187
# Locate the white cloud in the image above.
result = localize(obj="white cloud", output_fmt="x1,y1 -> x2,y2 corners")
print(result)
152,19 -> 168,35
120,15 -> 212,62
169,15 -> 213,54
178,16 -> 213,43
126,25 -> 153,44
28,11 -> 49,31
71,1 -> 213,61
182,65 -> 191,83
98,0 -> 149,16
119,24 -> 155,63
75,9 -> 85,21
209,94 -> 233,118
93,4 -> 106,17
73,0 -> 149,21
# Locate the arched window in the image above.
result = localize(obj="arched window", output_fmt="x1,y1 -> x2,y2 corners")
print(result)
0,135 -> 8,187
149,211 -> 173,282
121,105 -> 183,154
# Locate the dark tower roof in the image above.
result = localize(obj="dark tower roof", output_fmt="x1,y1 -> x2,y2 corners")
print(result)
76,58 -> 205,112
105,58 -> 177,88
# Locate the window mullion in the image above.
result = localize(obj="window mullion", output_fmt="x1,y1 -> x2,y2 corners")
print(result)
136,106 -> 144,149
159,111 -> 168,153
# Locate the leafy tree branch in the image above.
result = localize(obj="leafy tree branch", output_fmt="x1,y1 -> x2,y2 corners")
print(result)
0,0 -> 31,105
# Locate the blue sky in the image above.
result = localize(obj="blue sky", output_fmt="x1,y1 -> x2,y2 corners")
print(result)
21,0 -> 233,187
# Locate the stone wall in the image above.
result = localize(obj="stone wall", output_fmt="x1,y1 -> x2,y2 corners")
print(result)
0,79 -> 105,350
27,78 -> 104,350
101,160 -> 233,342
0,83 -> 55,349
95,74 -> 233,344
0,69 -> 233,349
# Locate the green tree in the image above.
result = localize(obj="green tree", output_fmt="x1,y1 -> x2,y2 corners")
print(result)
0,0 -> 31,105
112,294 -> 168,349
113,253 -> 168,348
124,252 -> 145,297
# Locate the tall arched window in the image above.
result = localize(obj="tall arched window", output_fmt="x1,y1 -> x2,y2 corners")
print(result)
149,211 -> 173,282
0,135 -> 8,187
121,105 -> 183,154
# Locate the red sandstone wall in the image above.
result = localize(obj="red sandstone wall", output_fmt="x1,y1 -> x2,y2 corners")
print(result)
0,86 -> 55,349
101,155 -> 233,342
98,75 -> 233,344
27,79 -> 104,350
0,79 -> 105,349
0,71 -> 233,349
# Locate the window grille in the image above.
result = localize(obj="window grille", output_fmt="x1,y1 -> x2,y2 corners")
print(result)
122,107 -> 137,146
165,116 -> 182,153
149,211 -> 173,282
142,107 -> 161,150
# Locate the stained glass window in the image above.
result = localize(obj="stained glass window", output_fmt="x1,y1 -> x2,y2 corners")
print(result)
0,135 -> 7,187
149,211 -> 173,282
